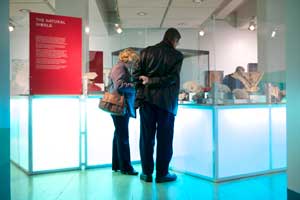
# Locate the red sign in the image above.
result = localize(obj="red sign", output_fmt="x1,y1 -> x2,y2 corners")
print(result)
30,12 -> 82,94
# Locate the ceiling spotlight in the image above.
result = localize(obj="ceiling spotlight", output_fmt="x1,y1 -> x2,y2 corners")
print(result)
199,30 -> 205,36
248,22 -> 256,31
85,26 -> 90,34
9,23 -> 15,32
115,23 -> 119,27
248,16 -> 256,31
116,27 -> 123,34
271,30 -> 276,38
137,12 -> 147,16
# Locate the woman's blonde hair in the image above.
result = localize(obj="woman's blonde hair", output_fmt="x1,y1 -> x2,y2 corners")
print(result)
119,48 -> 139,64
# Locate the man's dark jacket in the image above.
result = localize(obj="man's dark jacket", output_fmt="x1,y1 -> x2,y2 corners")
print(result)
133,41 -> 184,115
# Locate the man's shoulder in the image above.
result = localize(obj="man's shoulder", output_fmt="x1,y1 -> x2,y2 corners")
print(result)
142,44 -> 156,52
173,49 -> 183,60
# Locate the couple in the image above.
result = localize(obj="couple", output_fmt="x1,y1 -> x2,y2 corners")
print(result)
109,28 -> 183,183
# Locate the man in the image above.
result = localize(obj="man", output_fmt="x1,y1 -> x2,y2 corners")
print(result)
222,66 -> 246,91
133,28 -> 183,183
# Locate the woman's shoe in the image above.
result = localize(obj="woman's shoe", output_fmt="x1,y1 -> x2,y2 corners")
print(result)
121,169 -> 139,176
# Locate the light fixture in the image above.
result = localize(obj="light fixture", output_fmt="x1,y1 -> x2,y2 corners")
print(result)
248,23 -> 255,31
85,26 -> 90,34
271,27 -> 278,38
116,27 -> 123,34
248,16 -> 256,31
271,30 -> 276,38
19,8 -> 31,13
193,0 -> 204,3
199,30 -> 205,36
9,23 -> 15,32
114,23 -> 123,34
137,11 -> 147,16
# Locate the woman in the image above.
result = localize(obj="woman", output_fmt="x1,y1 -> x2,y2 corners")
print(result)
110,48 -> 139,175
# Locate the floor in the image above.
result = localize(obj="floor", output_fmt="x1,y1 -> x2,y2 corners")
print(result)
11,164 -> 287,200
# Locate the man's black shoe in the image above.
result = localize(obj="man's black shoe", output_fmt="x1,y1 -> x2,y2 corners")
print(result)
120,169 -> 139,176
140,173 -> 152,182
155,173 -> 177,183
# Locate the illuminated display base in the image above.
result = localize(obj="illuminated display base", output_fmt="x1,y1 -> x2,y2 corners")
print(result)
171,104 -> 286,182
10,96 -> 286,181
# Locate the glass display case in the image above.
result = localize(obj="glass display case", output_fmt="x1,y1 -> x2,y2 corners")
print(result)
111,46 -> 210,105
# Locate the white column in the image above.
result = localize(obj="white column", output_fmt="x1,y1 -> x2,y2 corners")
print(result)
286,0 -> 300,195
0,0 -> 11,199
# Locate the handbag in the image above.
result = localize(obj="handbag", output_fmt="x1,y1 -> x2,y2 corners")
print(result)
98,91 -> 126,116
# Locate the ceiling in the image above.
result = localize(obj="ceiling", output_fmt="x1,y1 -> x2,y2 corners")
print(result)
8,0 -> 252,35
118,0 -> 225,28
9,0 -> 55,27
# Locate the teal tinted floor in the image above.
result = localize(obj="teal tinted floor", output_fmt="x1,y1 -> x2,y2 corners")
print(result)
11,164 -> 287,200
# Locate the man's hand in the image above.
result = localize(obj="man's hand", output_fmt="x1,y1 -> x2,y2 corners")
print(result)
139,76 -> 149,85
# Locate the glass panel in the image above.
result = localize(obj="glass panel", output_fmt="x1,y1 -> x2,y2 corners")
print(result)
257,0 -> 286,104
32,97 -> 80,171
10,13 -> 30,96
217,107 -> 270,178
271,106 -> 287,169
171,106 -> 213,178
10,96 -> 29,171
86,97 -> 140,166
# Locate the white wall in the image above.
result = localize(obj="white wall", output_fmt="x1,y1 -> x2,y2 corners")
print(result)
10,21 -> 29,95
89,22 -> 258,79
199,21 -> 258,76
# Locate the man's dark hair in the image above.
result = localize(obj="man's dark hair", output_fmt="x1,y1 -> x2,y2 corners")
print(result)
163,28 -> 181,43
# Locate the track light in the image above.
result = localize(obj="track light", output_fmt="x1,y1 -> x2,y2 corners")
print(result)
248,23 -> 255,31
85,26 -> 90,34
199,30 -> 205,36
271,30 -> 276,38
9,23 -> 15,32
248,16 -> 256,31
271,27 -> 278,38
116,27 -> 123,34
114,24 -> 123,34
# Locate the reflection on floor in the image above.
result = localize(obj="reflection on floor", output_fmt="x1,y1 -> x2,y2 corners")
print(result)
11,164 -> 287,200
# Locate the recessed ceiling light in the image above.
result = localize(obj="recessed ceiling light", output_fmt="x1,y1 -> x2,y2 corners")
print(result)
137,12 -> 147,16
193,0 -> 204,3
19,9 -> 31,13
